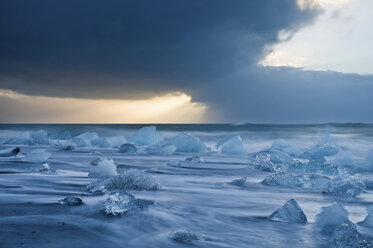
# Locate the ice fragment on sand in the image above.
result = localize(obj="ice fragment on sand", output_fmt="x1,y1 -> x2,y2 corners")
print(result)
315,203 -> 348,235
166,133 -> 208,153
118,143 -> 137,154
322,176 -> 365,197
88,158 -> 118,178
127,126 -> 163,146
269,199 -> 307,223
23,149 -> 51,163
329,220 -> 373,248
104,191 -> 140,216
262,172 -> 331,190
216,136 -> 246,155
0,147 -> 20,157
59,196 -> 83,206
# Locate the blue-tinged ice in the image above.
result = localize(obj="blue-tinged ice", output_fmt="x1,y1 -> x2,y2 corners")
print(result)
107,136 -> 127,148
104,191 -> 140,216
329,221 -> 373,248
118,143 -> 137,154
269,199 -> 307,223
72,132 -> 100,147
288,158 -> 340,176
59,196 -> 83,206
303,139 -> 341,163
127,126 -> 163,146
167,159 -> 181,168
55,140 -> 76,151
91,138 -> 111,148
29,130 -> 50,144
322,176 -> 365,197
166,133 -> 208,153
262,172 -> 331,190
362,205 -> 373,227
315,203 -> 348,235
216,136 -> 246,155
230,177 -> 249,187
0,147 -> 20,157
185,155 -> 204,163
269,140 -> 302,157
144,144 -> 176,155
88,158 -> 118,178
253,151 -> 291,172
23,149 -> 51,163
170,231 -> 200,244
49,130 -> 72,140
37,163 -> 56,174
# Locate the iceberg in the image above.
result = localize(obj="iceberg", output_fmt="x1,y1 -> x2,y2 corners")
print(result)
322,176 -> 365,197
104,191 -> 141,216
269,140 -> 302,157
185,155 -> 203,163
55,140 -> 76,151
315,203 -> 349,235
216,136 -> 246,155
329,221 -> 373,248
262,172 -> 331,190
167,159 -> 181,168
23,149 -> 51,163
59,196 -> 83,206
144,144 -> 176,155
253,151 -> 291,172
170,231 -> 200,244
118,143 -> 137,154
88,158 -> 118,178
269,199 -> 307,223
127,126 -> 163,146
362,205 -> 373,227
0,147 -> 20,157
166,133 -> 208,153
107,136 -> 126,148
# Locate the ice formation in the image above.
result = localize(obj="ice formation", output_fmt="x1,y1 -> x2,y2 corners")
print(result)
91,138 -> 111,148
330,150 -> 354,168
166,133 -> 208,153
144,144 -> 176,155
118,143 -> 137,154
262,172 -> 331,190
107,136 -> 126,148
303,140 -> 341,163
29,130 -> 50,144
104,191 -> 141,216
185,155 -> 204,163
3,132 -> 34,145
90,157 -> 109,166
315,203 -> 348,235
362,205 -> 373,226
23,149 -> 51,163
127,126 -> 163,146
55,140 -> 76,151
230,177 -> 248,187
72,132 -> 100,147
253,151 -> 291,172
0,147 -> 20,157
167,159 -> 181,168
322,176 -> 365,197
37,163 -> 56,174
329,221 -> 373,248
87,169 -> 161,193
216,136 -> 246,155
59,196 -> 83,206
269,199 -> 307,223
269,140 -> 302,157
170,231 -> 200,244
287,158 -> 340,176
88,158 -> 118,178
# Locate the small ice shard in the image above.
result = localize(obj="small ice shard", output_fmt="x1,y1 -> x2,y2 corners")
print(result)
23,149 -> 51,163
167,159 -> 181,168
269,140 -> 302,157
29,130 -> 50,144
170,231 -> 200,244
269,199 -> 307,223
104,191 -> 141,216
118,143 -> 137,154
107,136 -> 127,148
253,151 -> 291,172
59,196 -> 83,206
216,136 -> 246,155
322,176 -> 365,197
88,158 -> 118,178
37,163 -> 56,174
315,203 -> 349,235
262,172 -> 331,190
127,126 -> 163,146
0,147 -> 20,157
144,144 -> 176,155
362,205 -> 373,227
329,221 -> 373,248
304,140 -> 341,163
167,133 -> 208,153
91,138 -> 111,148
230,177 -> 248,187
185,155 -> 203,163
55,140 -> 76,151
87,169 -> 161,193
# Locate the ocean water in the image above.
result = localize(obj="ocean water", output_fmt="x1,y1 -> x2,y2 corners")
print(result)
0,124 -> 372,248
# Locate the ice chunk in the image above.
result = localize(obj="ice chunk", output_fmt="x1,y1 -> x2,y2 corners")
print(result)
23,149 -> 51,163
166,133 -> 208,153
29,130 -> 50,144
71,137 -> 91,147
107,136 -> 126,148
59,196 -> 83,206
167,159 -> 181,168
330,150 -> 354,168
104,191 -> 141,216
118,143 -> 137,154
90,157 -> 109,166
269,140 -> 302,157
230,177 -> 248,187
127,126 -> 163,146
3,132 -> 34,145
37,163 -> 56,174
362,205 -> 373,227
55,140 -> 76,151
91,138 -> 111,148
144,144 -> 176,155
262,172 -> 331,190
329,221 -> 373,248
75,132 -> 99,141
322,177 -> 365,197
0,147 -> 20,157
87,169 -> 161,193
88,158 -> 118,178
304,140 -> 341,163
288,158 -> 340,176
185,155 -> 203,163
216,136 -> 246,155
170,231 -> 200,244
253,151 -> 291,172
269,199 -> 307,223
315,203 -> 348,235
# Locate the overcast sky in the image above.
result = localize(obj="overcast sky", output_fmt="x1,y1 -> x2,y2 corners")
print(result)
0,0 -> 372,123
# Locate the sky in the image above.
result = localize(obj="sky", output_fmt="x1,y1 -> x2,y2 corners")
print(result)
0,0 -> 372,123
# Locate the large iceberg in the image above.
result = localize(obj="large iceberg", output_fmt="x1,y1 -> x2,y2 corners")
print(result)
269,140 -> 302,157
329,221 -> 373,248
166,133 -> 208,153
127,126 -> 163,146
104,191 -> 141,216
322,176 -> 365,197
23,149 -> 51,163
269,199 -> 307,223
315,203 -> 349,235
216,136 -> 246,155
262,172 -> 331,190
88,158 -> 118,178
0,147 -> 20,157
